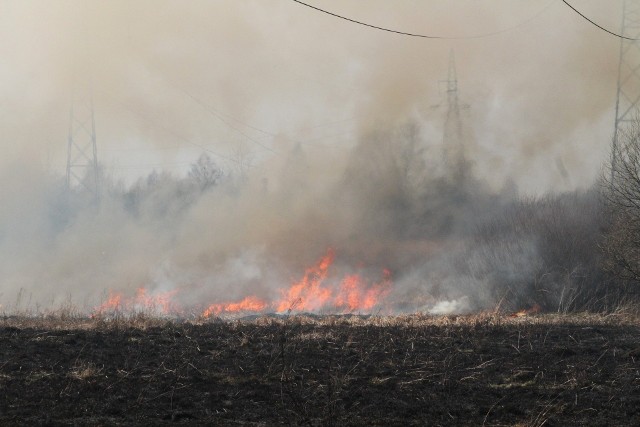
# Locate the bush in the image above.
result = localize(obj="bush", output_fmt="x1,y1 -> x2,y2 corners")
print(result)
601,119 -> 640,283
470,191 -> 617,312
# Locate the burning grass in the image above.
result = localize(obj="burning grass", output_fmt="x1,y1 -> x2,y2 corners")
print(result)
86,249 -> 397,321
0,311 -> 638,425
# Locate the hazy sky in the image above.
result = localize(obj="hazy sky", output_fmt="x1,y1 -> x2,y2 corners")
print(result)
0,0 -> 625,192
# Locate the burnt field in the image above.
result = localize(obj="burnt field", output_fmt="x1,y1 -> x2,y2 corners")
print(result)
0,313 -> 638,426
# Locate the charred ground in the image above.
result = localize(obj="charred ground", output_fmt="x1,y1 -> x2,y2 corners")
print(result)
0,313 -> 638,426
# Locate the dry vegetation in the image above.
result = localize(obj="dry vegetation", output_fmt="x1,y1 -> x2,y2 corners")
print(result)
0,312 -> 638,426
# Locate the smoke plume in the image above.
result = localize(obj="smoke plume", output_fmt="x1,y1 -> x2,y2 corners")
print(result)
0,1 -> 624,314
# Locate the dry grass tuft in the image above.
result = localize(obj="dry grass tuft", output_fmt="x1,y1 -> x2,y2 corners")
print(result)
69,361 -> 101,381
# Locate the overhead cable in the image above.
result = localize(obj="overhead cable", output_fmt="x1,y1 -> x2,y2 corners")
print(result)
98,90 -> 239,165
173,85 -> 279,154
560,1 -> 637,40
290,0 -> 555,40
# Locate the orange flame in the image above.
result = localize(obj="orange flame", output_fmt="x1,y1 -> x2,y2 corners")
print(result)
93,249 -> 393,318
274,249 -> 392,314
134,287 -> 179,313
335,269 -> 391,312
93,292 -> 123,315
276,249 -> 335,312
202,295 -> 268,318
198,249 -> 392,317
92,288 -> 179,316
509,303 -> 542,318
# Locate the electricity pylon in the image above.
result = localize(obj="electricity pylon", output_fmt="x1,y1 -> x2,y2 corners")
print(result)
66,90 -> 99,200
613,0 -> 640,172
441,50 -> 468,181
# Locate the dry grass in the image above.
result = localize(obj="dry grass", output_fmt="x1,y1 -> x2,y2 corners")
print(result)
1,306 -> 638,331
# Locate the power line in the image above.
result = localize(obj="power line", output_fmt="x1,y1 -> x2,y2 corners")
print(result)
102,145 -> 182,152
291,0 -> 441,39
172,84 -> 279,154
124,40 -> 280,153
290,0 -> 555,40
98,90 -> 239,165
125,34 -> 371,150
560,0 -> 637,40
158,77 -> 364,150
109,160 -> 194,170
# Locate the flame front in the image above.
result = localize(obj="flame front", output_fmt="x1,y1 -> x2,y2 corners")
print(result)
201,249 -> 391,317
335,269 -> 392,312
275,249 -> 335,312
510,303 -> 542,318
274,249 -> 392,314
202,296 -> 268,318
93,292 -> 123,315
92,249 -> 393,318
93,288 -> 179,316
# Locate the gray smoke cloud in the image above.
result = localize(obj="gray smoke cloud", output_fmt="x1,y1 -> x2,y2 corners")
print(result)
0,0 -> 624,314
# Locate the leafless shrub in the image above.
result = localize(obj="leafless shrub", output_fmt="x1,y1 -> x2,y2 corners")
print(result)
470,190 -> 618,312
601,119 -> 640,291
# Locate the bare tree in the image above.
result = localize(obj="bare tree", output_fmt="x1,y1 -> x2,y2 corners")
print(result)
188,153 -> 223,191
602,118 -> 640,281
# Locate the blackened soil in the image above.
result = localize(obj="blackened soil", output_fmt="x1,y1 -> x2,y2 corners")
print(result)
0,315 -> 638,426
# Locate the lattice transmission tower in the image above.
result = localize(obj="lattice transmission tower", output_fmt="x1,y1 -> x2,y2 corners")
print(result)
441,50 -> 468,181
613,0 -> 640,171
66,90 -> 99,200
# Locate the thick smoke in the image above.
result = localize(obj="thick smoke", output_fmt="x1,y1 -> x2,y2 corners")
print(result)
0,1 -> 625,313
